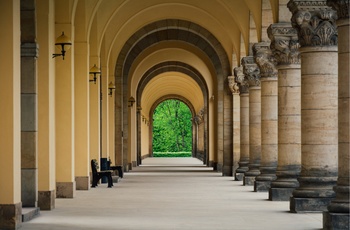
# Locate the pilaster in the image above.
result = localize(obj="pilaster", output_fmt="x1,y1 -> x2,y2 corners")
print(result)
253,42 -> 278,192
242,56 -> 261,186
234,67 -> 250,181
288,0 -> 339,212
267,23 -> 302,201
323,1 -> 350,229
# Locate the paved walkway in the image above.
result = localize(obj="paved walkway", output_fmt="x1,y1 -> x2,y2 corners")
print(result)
21,157 -> 322,230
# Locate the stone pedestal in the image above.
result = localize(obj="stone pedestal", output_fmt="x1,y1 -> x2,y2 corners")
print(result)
56,182 -> 76,198
288,0 -> 339,212
267,23 -> 302,201
253,42 -> 278,192
38,190 -> 55,210
75,176 -> 90,190
234,67 -> 249,181
0,203 -> 22,230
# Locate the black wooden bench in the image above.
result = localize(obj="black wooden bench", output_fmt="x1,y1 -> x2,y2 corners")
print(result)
107,161 -> 124,178
91,159 -> 113,188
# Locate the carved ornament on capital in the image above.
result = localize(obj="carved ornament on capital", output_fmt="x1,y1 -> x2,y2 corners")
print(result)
268,23 -> 301,65
241,56 -> 261,87
288,0 -> 338,47
327,0 -> 349,19
253,43 -> 278,78
193,107 -> 204,125
227,76 -> 240,95
234,66 -> 249,94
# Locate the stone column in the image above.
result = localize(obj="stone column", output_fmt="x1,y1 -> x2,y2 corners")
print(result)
242,57 -> 261,186
223,76 -> 234,176
268,23 -> 302,201
228,76 -> 241,175
288,0 -> 339,212
0,1 -> 22,229
55,25 -> 76,198
253,42 -> 278,192
323,1 -> 350,229
20,0 -> 39,208
37,0 -> 56,210
234,67 -> 250,181
74,42 -> 90,190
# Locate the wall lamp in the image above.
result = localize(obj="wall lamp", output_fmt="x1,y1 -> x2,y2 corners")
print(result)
108,81 -> 116,96
128,96 -> 135,107
52,32 -> 72,60
89,64 -> 101,84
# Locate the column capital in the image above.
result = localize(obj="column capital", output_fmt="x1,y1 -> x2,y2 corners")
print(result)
227,76 -> 240,95
193,107 -> 204,125
287,0 -> 338,47
234,66 -> 249,94
327,0 -> 349,20
241,56 -> 261,87
253,42 -> 278,78
268,23 -> 301,66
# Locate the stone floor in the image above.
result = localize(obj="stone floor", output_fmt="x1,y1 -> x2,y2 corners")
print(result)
21,157 -> 322,230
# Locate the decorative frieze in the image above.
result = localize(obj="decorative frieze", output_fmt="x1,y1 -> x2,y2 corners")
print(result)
327,0 -> 349,19
241,56 -> 261,87
268,23 -> 301,65
252,42 -> 278,78
287,0 -> 338,47
234,66 -> 249,94
227,76 -> 240,94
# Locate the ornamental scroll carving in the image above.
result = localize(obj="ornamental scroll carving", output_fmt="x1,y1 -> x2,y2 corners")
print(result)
227,76 -> 240,94
253,42 -> 278,78
241,56 -> 261,87
327,0 -> 349,19
267,23 -> 301,65
234,66 -> 249,94
193,107 -> 205,125
288,0 -> 338,47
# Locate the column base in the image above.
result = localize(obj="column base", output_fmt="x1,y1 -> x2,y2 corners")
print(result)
254,180 -> 271,192
323,211 -> 350,230
269,188 -> 295,201
290,197 -> 333,213
38,190 -> 55,210
132,161 -> 137,168
75,176 -> 90,190
235,172 -> 244,181
243,176 -> 255,186
0,203 -> 22,230
222,166 -> 233,176
56,182 -> 76,198
216,163 -> 223,172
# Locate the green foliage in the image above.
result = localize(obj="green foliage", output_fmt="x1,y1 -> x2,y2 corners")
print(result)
153,152 -> 192,157
153,99 -> 192,152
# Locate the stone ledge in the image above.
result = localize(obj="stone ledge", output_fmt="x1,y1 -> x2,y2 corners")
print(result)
22,207 -> 40,222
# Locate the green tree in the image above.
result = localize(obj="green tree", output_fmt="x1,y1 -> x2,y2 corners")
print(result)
153,99 -> 192,152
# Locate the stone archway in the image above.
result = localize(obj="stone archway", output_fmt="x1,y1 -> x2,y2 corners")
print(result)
115,19 -> 230,170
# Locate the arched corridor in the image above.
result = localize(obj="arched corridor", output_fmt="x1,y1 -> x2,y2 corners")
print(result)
0,0 -> 349,229
21,158 -> 322,230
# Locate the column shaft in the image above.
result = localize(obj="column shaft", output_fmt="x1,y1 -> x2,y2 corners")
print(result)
323,1 -> 350,229
0,1 -> 22,229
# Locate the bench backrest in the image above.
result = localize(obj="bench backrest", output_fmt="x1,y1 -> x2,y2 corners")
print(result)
91,159 -> 99,175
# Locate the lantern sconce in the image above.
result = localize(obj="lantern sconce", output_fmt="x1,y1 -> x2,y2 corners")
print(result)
108,81 -> 116,96
52,32 -> 72,60
89,64 -> 101,84
128,96 -> 135,107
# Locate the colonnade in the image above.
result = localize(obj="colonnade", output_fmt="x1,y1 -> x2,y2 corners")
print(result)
232,1 -> 349,228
